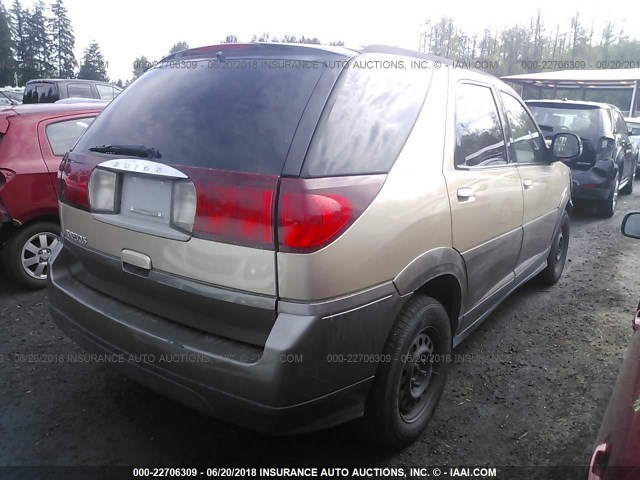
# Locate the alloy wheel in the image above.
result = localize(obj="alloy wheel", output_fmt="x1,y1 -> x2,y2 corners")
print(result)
20,232 -> 59,279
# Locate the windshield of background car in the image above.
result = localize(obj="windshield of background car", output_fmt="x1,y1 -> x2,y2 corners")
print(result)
528,104 -> 604,139
6,91 -> 21,102
74,58 -> 327,176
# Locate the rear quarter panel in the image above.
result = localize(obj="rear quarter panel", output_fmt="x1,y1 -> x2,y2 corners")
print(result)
277,69 -> 452,301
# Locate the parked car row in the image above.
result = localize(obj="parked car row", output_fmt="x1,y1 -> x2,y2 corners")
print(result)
0,45 -> 638,473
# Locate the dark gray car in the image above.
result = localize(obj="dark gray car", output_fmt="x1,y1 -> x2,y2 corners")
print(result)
527,99 -> 636,217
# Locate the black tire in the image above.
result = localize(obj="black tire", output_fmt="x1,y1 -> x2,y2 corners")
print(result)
597,174 -> 620,218
362,295 -> 451,449
537,211 -> 570,286
621,170 -> 634,195
1,221 -> 60,290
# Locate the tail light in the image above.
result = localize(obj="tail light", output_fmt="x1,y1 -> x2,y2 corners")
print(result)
58,156 -> 91,210
59,157 -> 386,253
180,167 -> 278,249
88,169 -> 118,212
171,181 -> 197,233
278,175 -> 385,253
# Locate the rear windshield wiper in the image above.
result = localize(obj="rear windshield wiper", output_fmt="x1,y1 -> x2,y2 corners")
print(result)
89,144 -> 162,158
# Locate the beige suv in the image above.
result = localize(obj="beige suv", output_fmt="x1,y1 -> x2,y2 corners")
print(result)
47,44 -> 581,448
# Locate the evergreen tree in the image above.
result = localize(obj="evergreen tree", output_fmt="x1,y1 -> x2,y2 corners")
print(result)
0,2 -> 15,86
169,41 -> 189,55
9,0 -> 35,85
29,0 -> 54,77
49,0 -> 76,78
78,41 -> 108,81
131,55 -> 150,79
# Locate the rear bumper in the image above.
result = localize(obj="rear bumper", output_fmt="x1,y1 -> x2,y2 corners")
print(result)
47,241 -> 404,434
571,162 -> 615,202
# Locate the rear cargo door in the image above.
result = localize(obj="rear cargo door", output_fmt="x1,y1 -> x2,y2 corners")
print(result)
59,50 -> 348,346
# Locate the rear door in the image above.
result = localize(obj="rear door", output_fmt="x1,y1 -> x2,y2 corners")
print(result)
444,81 -> 524,316
58,50 -> 347,346
499,91 -> 566,273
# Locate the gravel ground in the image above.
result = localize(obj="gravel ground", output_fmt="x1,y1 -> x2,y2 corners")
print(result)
2,191 -> 640,478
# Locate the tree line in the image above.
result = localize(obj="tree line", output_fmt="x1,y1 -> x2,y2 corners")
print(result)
419,13 -> 640,77
0,0 -> 109,86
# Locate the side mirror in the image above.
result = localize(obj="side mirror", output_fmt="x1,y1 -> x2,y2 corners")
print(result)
622,212 -> 640,239
551,132 -> 582,160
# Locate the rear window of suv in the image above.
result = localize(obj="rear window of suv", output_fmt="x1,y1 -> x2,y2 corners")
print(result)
302,54 -> 431,177
74,59 -> 326,175
23,82 -> 59,104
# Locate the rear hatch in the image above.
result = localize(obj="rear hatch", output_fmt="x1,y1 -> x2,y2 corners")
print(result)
57,44 -> 354,347
23,81 -> 60,104
528,102 -> 603,171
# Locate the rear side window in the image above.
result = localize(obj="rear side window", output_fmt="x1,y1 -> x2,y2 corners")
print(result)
23,83 -> 59,104
46,117 -> 96,156
455,83 -> 507,168
501,92 -> 544,164
75,60 -> 325,175
302,54 -> 431,177
96,84 -> 117,100
67,83 -> 94,98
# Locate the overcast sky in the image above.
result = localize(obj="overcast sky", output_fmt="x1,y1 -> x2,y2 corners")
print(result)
20,0 -> 640,81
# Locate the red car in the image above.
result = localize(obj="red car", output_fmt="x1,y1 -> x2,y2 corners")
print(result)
0,103 -> 104,288
587,212 -> 640,479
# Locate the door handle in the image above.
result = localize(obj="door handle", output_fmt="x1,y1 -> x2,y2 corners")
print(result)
523,179 -> 534,189
457,187 -> 475,202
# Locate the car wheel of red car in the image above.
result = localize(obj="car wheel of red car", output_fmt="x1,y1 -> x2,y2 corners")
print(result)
2,221 -> 60,290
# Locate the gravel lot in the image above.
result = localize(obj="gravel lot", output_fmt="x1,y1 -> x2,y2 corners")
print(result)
2,191 -> 640,478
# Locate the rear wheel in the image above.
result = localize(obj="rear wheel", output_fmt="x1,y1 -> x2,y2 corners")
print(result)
2,221 -> 60,289
362,295 -> 451,449
597,174 -> 619,218
537,211 -> 569,286
621,169 -> 634,195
